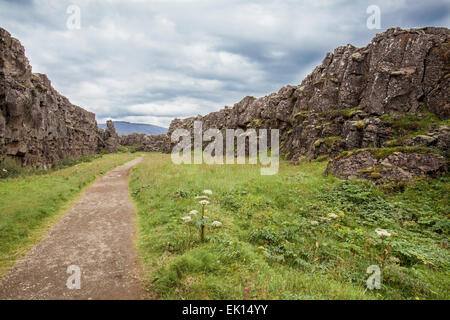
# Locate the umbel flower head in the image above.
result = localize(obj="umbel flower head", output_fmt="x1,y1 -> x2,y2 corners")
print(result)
182,216 -> 192,223
199,200 -> 210,206
310,220 -> 319,226
189,210 -> 198,215
203,189 -> 213,195
375,229 -> 392,237
211,221 -> 222,227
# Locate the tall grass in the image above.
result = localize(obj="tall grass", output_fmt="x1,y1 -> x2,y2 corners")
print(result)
130,153 -> 449,299
0,153 -> 106,179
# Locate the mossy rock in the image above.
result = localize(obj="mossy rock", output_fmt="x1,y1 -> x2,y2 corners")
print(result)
354,120 -> 366,129
334,146 -> 444,161
357,167 -> 375,174
314,136 -> 342,148
380,111 -> 445,135
292,110 -> 310,119
370,172 -> 382,179
315,155 -> 329,162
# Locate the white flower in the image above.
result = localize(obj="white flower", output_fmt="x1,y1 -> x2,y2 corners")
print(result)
2,168 -> 7,172
310,221 -> 319,226
182,216 -> 192,223
328,214 -> 338,219
389,256 -> 400,264
189,210 -> 198,215
375,229 -> 392,237
203,190 -> 213,195
199,200 -> 210,206
212,221 -> 222,227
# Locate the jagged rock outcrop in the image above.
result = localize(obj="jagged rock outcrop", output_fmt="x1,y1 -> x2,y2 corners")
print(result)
403,125 -> 449,152
166,27 -> 449,182
0,27 -> 115,167
325,150 -> 447,184
100,120 -> 119,153
119,133 -> 170,153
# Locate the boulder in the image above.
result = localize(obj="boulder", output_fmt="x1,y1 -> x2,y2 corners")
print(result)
326,150 -> 447,184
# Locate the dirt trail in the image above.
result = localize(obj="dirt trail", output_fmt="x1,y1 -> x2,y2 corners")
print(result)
0,157 -> 144,299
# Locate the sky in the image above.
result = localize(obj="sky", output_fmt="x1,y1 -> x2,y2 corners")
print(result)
0,0 -> 449,127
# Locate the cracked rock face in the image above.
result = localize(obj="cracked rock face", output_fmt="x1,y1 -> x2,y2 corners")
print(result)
163,27 -> 449,182
101,120 -> 120,153
119,133 -> 170,153
325,151 -> 447,184
0,27 -> 114,167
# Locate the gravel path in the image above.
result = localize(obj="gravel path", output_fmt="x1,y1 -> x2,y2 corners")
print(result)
0,157 -> 143,300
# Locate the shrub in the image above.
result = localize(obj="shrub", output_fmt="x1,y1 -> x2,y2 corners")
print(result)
0,157 -> 24,179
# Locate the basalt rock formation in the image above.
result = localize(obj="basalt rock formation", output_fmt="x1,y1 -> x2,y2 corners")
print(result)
325,149 -> 447,184
100,120 -> 120,153
165,27 -> 449,183
0,27 -> 117,167
119,133 -> 170,153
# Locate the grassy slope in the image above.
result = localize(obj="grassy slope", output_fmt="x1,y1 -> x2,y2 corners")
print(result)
131,153 -> 449,300
0,153 -> 137,278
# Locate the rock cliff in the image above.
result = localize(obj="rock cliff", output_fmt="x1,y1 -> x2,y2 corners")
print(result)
165,27 -> 449,182
0,27 -> 116,167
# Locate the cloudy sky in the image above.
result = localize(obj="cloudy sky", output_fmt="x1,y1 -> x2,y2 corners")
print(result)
1,0 -> 449,127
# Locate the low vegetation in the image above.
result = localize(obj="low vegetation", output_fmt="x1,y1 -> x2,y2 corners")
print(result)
0,153 -> 137,277
118,145 -> 141,154
380,111 -> 448,134
0,154 -> 105,179
131,153 -> 449,300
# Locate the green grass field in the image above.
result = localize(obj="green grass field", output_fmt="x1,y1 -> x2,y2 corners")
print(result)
0,153 -> 137,278
130,153 -> 449,300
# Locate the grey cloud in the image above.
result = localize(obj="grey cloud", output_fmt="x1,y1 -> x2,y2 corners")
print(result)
0,0 -> 448,127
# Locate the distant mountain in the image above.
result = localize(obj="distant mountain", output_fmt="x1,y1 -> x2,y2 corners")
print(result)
98,121 -> 168,135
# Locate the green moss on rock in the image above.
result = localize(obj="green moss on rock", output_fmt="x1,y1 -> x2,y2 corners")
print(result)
334,146 -> 444,161
314,136 -> 342,148
370,172 -> 382,179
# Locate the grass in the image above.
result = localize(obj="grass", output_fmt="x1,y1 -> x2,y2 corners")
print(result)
380,112 -> 449,136
0,152 -> 137,278
0,153 -> 104,179
130,153 -> 449,300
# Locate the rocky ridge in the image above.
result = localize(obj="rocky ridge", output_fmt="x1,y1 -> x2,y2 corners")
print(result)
160,27 -> 449,183
119,133 -> 170,153
0,27 -> 118,167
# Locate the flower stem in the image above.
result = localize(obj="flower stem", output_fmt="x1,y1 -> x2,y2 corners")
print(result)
200,204 -> 205,242
187,224 -> 191,250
